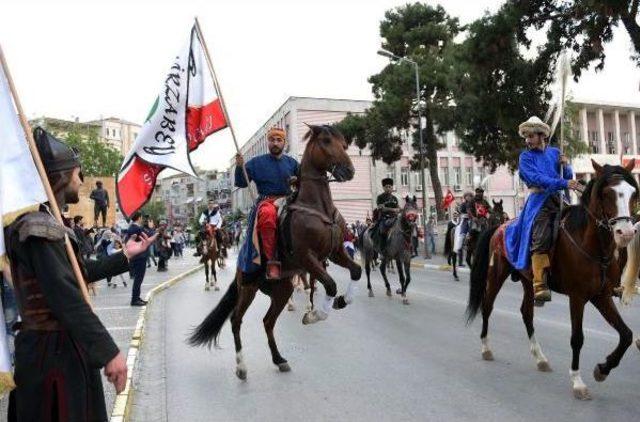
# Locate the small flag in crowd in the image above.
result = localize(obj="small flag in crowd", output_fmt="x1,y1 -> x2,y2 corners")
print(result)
442,189 -> 455,209
117,23 -> 228,217
0,55 -> 48,394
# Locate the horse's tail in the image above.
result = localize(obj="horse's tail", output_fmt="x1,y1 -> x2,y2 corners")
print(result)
444,224 -> 454,256
188,277 -> 239,348
465,226 -> 498,325
621,222 -> 640,304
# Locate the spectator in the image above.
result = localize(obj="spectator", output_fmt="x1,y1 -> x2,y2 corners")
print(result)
72,216 -> 93,260
426,216 -> 436,255
343,228 -> 356,260
144,218 -> 157,268
125,212 -> 148,306
156,225 -> 172,272
106,238 -> 127,288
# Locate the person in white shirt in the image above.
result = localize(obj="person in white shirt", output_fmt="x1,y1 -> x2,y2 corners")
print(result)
195,200 -> 223,256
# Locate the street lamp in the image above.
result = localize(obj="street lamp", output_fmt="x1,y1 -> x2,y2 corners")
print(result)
377,48 -> 431,259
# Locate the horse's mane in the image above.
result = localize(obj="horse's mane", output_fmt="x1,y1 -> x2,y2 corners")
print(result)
564,165 -> 638,232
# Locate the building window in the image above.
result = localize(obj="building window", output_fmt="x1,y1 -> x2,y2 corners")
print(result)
589,131 -> 599,153
607,132 -> 615,154
623,132 -> 631,154
476,167 -> 486,185
386,165 -> 394,181
453,167 -> 461,186
465,167 -> 473,186
187,184 -> 194,196
441,167 -> 450,186
413,172 -> 422,191
400,167 -> 409,187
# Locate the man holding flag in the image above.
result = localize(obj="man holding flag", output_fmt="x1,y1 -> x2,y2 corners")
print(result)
4,128 -> 157,421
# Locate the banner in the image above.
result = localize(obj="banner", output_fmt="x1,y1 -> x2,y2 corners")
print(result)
117,24 -> 228,217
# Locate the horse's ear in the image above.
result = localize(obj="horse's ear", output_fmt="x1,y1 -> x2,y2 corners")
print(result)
499,199 -> 503,205
492,199 -> 497,205
592,159 -> 604,176
412,195 -> 416,203
405,195 -> 410,202
624,158 -> 635,173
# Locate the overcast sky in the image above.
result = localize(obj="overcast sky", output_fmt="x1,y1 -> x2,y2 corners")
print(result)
2,0 -> 639,172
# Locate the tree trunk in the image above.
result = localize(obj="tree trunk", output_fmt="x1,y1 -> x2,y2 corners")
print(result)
424,108 -> 445,221
621,11 -> 640,56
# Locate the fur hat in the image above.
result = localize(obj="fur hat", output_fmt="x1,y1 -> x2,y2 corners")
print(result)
33,126 -> 81,175
267,127 -> 286,140
518,116 -> 550,138
382,178 -> 394,187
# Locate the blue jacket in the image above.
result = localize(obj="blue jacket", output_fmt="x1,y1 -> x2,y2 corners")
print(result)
505,146 -> 573,269
235,154 -> 299,273
125,223 -> 148,262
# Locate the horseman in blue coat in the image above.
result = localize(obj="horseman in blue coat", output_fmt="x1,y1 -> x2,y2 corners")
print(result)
235,127 -> 299,279
505,116 -> 581,303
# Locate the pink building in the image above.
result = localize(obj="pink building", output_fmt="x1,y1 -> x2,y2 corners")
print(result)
230,97 -> 521,223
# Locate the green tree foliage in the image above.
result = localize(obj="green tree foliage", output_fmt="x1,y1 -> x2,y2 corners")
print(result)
336,3 -> 460,218
140,200 -> 166,223
63,128 -> 123,177
446,7 -> 556,171
510,0 -> 640,74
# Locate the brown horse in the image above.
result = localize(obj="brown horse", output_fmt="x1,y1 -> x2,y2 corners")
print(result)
466,160 -> 638,400
188,125 -> 361,380
200,226 -> 220,291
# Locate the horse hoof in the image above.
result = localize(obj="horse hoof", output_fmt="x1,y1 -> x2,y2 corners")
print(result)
573,386 -> 592,400
351,266 -> 362,281
236,367 -> 247,380
368,290 -> 375,298
287,304 -> 296,312
278,362 -> 291,372
537,361 -> 552,372
396,288 -> 402,295
333,296 -> 348,310
402,298 -> 410,305
205,286 -> 210,291
386,289 -> 392,297
302,310 -> 326,325
214,285 -> 220,291
482,350 -> 494,361
593,364 -> 608,382
534,299 -> 546,308
454,276 -> 459,281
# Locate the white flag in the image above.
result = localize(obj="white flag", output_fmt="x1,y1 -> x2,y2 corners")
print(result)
0,61 -> 47,269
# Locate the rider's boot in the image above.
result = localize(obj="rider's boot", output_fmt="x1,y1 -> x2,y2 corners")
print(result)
532,253 -> 552,302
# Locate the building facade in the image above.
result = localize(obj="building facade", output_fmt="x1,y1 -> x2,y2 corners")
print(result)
31,116 -> 141,156
229,96 -> 522,224
151,169 -> 232,224
573,100 -> 640,182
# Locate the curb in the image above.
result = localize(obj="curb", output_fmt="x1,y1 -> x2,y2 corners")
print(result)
109,264 -> 204,422
410,261 -> 470,273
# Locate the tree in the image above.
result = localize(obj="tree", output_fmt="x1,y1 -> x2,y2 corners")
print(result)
510,0 -> 640,75
140,200 -> 166,223
336,3 -> 459,219
63,127 -> 123,177
447,3 -> 591,171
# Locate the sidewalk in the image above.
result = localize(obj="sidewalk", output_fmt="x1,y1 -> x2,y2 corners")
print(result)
0,249 -> 202,418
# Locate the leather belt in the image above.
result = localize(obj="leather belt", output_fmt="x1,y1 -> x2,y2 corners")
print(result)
528,187 -> 544,194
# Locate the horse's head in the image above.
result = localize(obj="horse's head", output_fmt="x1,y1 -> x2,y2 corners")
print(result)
302,124 -> 355,182
402,195 -> 419,226
588,159 -> 638,247
492,199 -> 504,214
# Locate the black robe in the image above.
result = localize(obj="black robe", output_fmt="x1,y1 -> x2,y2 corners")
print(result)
8,227 -> 129,422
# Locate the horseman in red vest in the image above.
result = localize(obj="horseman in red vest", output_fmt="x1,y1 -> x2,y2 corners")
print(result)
235,127 -> 299,279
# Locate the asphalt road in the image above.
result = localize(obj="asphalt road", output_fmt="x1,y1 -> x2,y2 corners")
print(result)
132,254 -> 640,422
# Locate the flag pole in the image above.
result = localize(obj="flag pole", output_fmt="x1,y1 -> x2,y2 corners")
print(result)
194,17 -> 256,202
0,44 -> 92,305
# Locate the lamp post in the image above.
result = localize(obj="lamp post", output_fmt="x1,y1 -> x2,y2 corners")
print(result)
377,48 -> 430,259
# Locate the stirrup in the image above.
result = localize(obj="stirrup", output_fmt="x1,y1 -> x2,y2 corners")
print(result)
266,261 -> 281,280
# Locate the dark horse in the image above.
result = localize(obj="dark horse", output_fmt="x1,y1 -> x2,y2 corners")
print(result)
465,199 -> 504,267
466,160 -> 638,400
188,125 -> 362,380
360,196 -> 419,304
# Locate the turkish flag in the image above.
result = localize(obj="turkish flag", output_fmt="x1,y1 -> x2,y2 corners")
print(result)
442,189 -> 455,209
